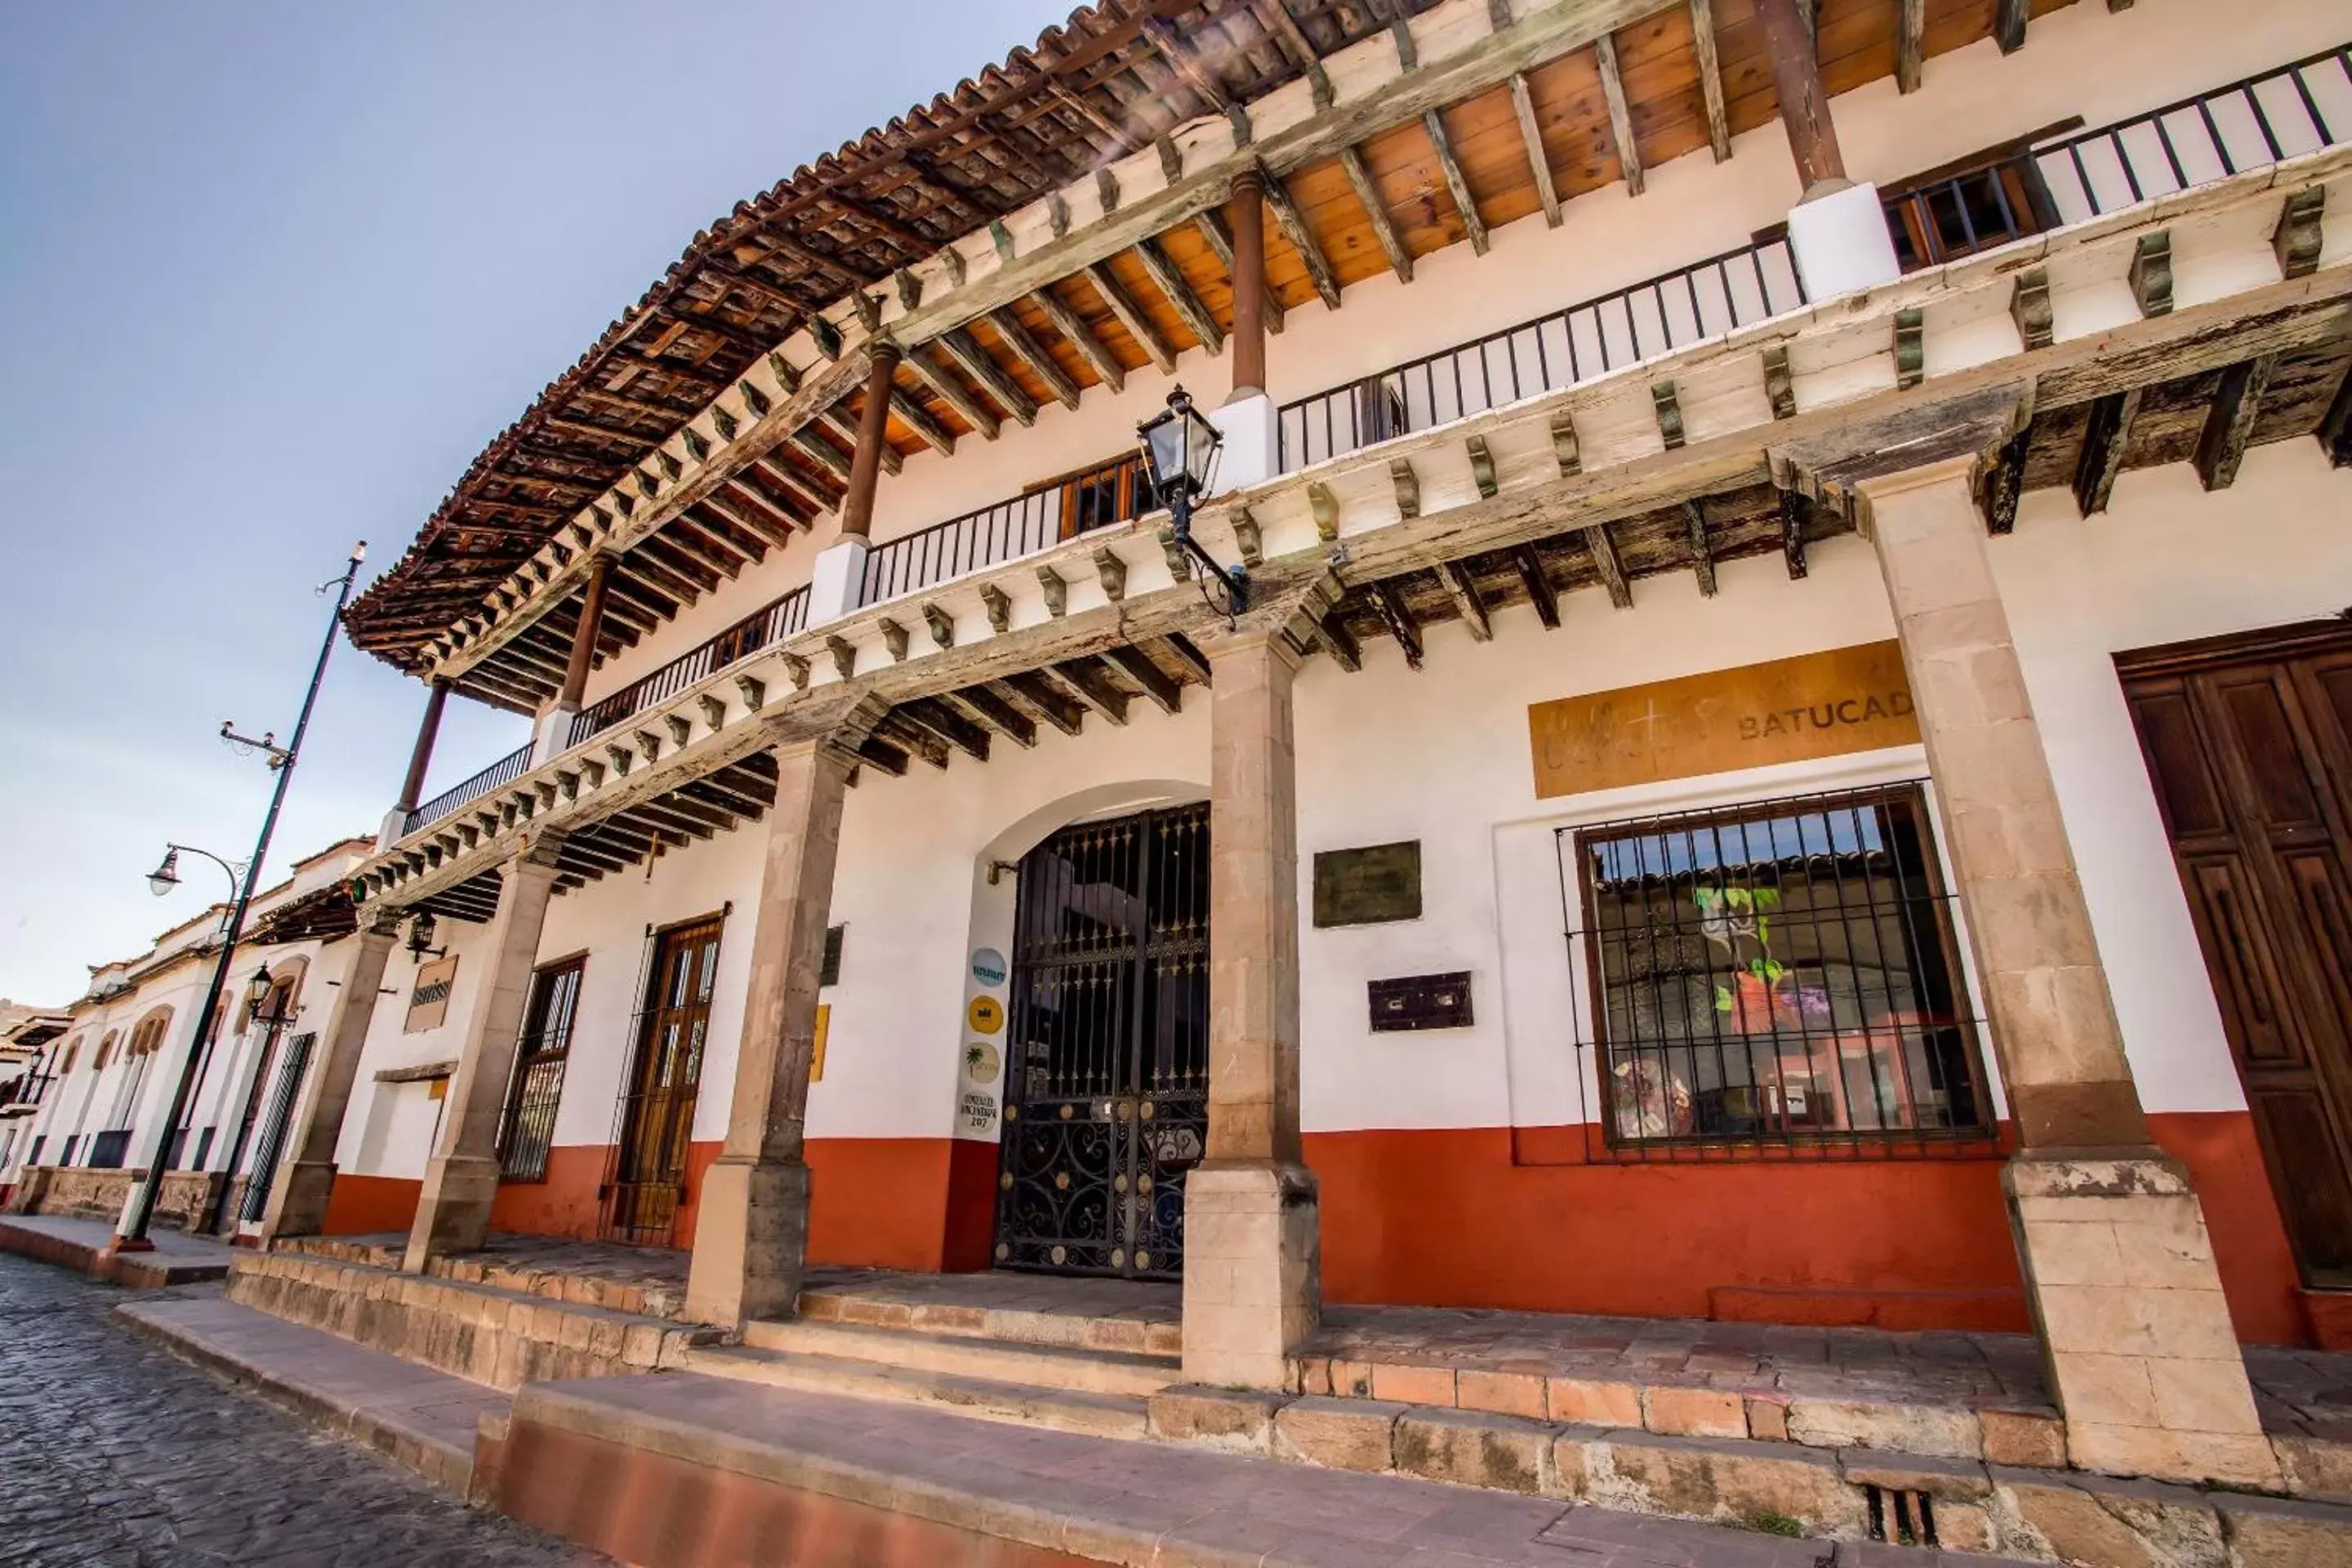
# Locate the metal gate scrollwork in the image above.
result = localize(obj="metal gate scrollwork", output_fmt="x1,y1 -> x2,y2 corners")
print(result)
994,803 -> 1209,1280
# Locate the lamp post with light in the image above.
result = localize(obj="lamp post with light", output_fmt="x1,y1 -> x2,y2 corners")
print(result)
109,541 -> 368,1254
1136,386 -> 1245,615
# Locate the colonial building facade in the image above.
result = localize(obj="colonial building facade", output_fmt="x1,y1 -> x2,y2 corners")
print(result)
2,840 -> 370,1235
50,0 -> 2352,1507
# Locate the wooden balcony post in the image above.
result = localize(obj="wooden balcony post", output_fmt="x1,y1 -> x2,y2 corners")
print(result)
840,343 -> 902,541
1229,167 -> 1268,402
1755,0 -> 1846,194
394,678 -> 451,817
558,555 -> 613,709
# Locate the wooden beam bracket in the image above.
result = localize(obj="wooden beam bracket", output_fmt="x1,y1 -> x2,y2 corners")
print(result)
2011,268 -> 2054,350
2130,232 -> 2174,318
2274,187 -> 2325,280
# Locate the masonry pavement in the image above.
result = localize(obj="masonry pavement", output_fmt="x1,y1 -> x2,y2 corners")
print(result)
0,1253 -> 600,1567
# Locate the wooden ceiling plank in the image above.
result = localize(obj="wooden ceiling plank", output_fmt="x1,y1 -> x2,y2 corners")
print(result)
987,308 -> 1083,412
1339,145 -> 1414,282
1422,107 -> 1490,256
1134,236 -> 1225,355
1031,287 -> 1126,392
1082,261 -> 1178,374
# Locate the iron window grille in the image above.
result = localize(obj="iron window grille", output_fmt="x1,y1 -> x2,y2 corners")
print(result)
239,1032 -> 316,1225
497,957 -> 584,1183
1559,783 -> 1996,1162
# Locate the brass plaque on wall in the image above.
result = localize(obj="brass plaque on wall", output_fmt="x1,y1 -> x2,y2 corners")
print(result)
1528,640 -> 1919,799
1313,840 -> 1423,927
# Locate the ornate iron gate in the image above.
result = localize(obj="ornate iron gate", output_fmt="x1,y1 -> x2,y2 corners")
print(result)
994,803 -> 1209,1280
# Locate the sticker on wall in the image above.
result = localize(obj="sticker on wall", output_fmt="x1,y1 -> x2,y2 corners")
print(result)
970,947 -> 1007,987
966,995 -> 1004,1035
959,1090 -> 1000,1135
811,1003 -> 831,1083
404,956 -> 458,1034
963,1040 -> 1001,1085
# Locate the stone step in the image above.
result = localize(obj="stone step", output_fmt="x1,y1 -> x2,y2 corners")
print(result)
274,1234 -> 687,1321
797,1282 -> 1183,1358
682,1343 -> 1152,1440
1144,1383 -> 2352,1565
742,1316 -> 1178,1396
227,1249 -> 714,1392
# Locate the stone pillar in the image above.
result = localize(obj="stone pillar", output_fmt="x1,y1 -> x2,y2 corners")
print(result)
684,702 -> 882,1327
1856,453 -> 2278,1490
257,913 -> 399,1243
1182,626 -> 1318,1391
403,834 -> 564,1272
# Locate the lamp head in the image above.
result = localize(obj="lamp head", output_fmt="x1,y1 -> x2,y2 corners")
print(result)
243,966 -> 274,1020
146,848 -> 180,898
408,911 -> 439,959
1135,385 -> 1223,512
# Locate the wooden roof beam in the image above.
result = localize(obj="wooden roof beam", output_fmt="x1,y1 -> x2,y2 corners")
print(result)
1369,580 -> 1424,670
889,387 -> 960,455
1000,671 -> 1086,736
1423,108 -> 1489,256
1437,562 -> 1492,641
1104,644 -> 1184,714
747,454 -> 835,515
1259,163 -> 1341,310
1082,262 -> 1178,374
1029,287 -> 1125,393
818,402 -> 901,474
1594,32 -> 1643,197
1249,0 -> 1332,109
1512,544 -> 1560,628
943,685 -> 1036,748
2072,388 -> 2140,515
1339,145 -> 1414,283
790,427 -> 857,482
2195,354 -> 2278,492
1134,237 -> 1224,355
984,308 -> 1081,412
1995,0 -> 2028,56
1687,1 -> 1731,162
940,325 -> 1040,426
1504,75 -> 1562,230
1682,500 -> 1717,598
1190,208 -> 1284,334
906,344 -> 1004,439
1587,523 -> 1633,608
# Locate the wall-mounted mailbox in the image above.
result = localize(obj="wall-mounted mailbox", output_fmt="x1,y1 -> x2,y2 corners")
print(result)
1367,971 -> 1473,1032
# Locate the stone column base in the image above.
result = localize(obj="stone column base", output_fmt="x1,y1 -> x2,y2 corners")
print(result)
262,1159 -> 338,1243
404,1153 -> 501,1272
1180,1160 -> 1319,1391
684,1155 -> 812,1329
2007,1152 -> 2282,1488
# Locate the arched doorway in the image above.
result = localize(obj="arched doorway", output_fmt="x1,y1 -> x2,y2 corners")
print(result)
993,802 -> 1209,1280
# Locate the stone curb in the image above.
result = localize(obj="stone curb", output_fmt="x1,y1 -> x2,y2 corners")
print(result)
114,1297 -> 487,1494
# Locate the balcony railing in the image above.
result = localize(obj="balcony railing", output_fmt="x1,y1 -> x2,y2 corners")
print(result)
1279,236 -> 1806,471
567,585 -> 811,750
861,454 -> 1143,606
2031,45 -> 2350,228
0,1072 -> 50,1111
403,742 -> 532,836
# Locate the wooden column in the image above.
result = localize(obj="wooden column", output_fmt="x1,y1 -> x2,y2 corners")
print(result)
1228,168 -> 1268,402
1181,624 -> 1318,1390
394,679 -> 451,817
257,912 -> 399,1241
1754,0 -> 1845,193
1856,452 -> 2277,1490
684,698 -> 884,1327
839,344 -> 902,541
559,555 -> 613,708
403,834 -> 564,1272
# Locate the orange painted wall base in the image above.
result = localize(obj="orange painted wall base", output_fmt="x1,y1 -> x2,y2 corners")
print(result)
325,1109 -> 2316,1345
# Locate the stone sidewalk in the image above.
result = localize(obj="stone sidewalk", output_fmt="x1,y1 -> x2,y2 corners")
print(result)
501,1370 -> 2014,1567
0,1211 -> 233,1286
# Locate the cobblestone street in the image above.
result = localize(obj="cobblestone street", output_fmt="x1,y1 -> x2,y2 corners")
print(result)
0,1255 -> 601,1567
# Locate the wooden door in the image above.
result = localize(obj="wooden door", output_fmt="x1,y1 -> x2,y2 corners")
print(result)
604,917 -> 724,1244
2123,623 -> 2352,1288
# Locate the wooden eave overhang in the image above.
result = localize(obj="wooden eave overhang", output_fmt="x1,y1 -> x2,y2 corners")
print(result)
345,0 -> 2079,714
345,146 -> 2352,914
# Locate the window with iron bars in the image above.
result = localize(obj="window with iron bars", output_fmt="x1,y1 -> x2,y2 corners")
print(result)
1561,784 -> 1995,1160
497,956 -> 583,1182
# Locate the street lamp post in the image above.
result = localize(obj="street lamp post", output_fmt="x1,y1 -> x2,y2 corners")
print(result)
1136,385 -> 1246,615
106,541 -> 368,1254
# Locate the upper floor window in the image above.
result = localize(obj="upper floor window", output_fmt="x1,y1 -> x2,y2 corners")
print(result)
1565,783 -> 1992,1156
1880,124 -> 2076,272
1035,452 -> 1148,539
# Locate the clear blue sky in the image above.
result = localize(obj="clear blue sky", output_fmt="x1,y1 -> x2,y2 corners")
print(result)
0,2 -> 1076,1004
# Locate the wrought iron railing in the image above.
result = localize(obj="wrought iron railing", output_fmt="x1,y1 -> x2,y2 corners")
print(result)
0,1071 -> 50,1111
567,585 -> 811,750
1279,237 -> 1806,471
2029,45 -> 2350,227
862,453 -> 1143,606
403,742 -> 532,836
240,1031 -> 314,1224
